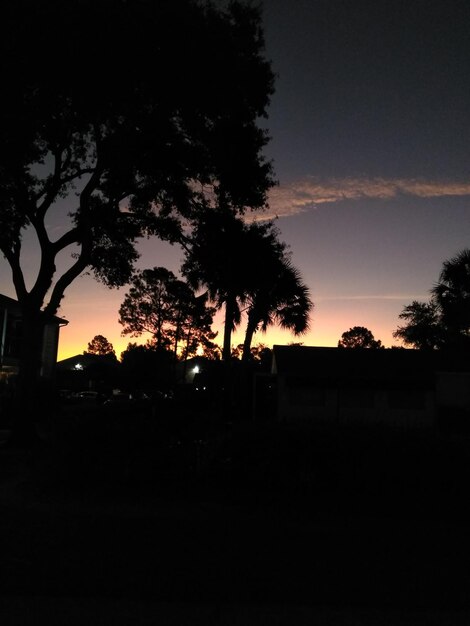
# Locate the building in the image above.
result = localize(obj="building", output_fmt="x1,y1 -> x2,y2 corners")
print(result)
254,344 -> 470,432
56,353 -> 119,394
0,294 -> 68,382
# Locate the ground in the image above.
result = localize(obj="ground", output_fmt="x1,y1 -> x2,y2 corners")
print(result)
2,412 -> 470,625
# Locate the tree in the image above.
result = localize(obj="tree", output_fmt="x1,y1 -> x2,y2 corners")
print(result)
338,326 -> 383,349
241,256 -> 313,362
0,0 -> 275,441
119,342 -> 175,394
85,335 -> 115,356
392,301 -> 444,350
118,267 -> 217,360
432,248 -> 470,348
181,210 -> 311,362
166,290 -> 219,362
393,248 -> 470,350
182,209 -> 255,361
231,342 -> 272,365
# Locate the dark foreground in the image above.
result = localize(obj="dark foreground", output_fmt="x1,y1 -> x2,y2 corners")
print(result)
2,409 -> 470,624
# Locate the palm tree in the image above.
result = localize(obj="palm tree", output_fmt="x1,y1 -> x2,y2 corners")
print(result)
182,209 -> 249,361
241,257 -> 313,362
431,248 -> 470,347
183,207 -> 312,362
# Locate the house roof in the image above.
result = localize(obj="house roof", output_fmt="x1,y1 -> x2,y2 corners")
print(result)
0,294 -> 21,313
57,353 -> 117,370
0,293 -> 68,325
271,344 -> 468,386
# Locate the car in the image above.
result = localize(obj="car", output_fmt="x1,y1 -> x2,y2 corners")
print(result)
76,390 -> 100,401
103,392 -> 132,405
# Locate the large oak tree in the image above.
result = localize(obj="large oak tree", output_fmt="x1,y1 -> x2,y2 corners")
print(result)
0,0 -> 275,440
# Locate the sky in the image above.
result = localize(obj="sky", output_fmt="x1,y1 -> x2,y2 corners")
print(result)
2,0 -> 470,360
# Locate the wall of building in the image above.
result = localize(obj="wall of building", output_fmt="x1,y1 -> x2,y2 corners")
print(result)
436,372 -> 470,411
276,376 -> 436,431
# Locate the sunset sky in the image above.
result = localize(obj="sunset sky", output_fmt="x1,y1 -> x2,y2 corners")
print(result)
1,0 -> 470,361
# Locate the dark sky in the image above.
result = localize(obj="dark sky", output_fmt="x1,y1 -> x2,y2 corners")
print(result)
260,0 -> 470,180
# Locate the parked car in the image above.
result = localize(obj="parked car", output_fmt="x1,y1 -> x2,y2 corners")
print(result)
103,392 -> 132,406
76,390 -> 100,399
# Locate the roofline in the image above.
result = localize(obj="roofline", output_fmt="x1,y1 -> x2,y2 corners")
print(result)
0,293 -> 68,325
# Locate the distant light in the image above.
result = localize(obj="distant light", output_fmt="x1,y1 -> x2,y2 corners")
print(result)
193,365 -> 200,374
74,363 -> 83,371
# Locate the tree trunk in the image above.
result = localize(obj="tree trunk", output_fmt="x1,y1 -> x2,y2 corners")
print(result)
8,309 -> 47,447
222,296 -> 237,362
242,311 -> 258,362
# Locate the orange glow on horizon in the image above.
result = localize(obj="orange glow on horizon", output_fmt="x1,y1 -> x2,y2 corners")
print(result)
55,273 -> 405,363
57,312 -> 401,362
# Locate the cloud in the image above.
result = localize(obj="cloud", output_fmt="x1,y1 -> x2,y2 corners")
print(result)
256,176 -> 470,220
316,293 -> 430,302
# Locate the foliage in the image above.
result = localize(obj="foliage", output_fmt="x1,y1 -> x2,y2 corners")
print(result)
241,251 -> 312,361
182,208 -> 312,361
85,335 -> 115,356
118,267 -> 218,360
0,0 -> 275,439
432,249 -> 470,345
338,326 -> 383,349
393,301 -> 444,349
393,248 -> 470,350
119,342 -> 176,393
182,208 -> 253,360
231,343 -> 269,361
199,343 -> 223,361
243,344 -> 272,370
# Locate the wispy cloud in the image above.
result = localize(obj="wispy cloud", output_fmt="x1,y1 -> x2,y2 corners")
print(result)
256,176 -> 470,220
317,293 -> 430,302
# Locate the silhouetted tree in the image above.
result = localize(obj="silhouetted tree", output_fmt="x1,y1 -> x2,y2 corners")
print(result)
338,326 -> 383,349
394,248 -> 470,350
432,248 -> 470,348
182,211 -> 311,362
119,267 -> 217,360
241,256 -> 312,362
258,346 -> 273,371
182,209 -> 253,361
231,343 -> 273,370
119,343 -> 175,394
85,335 -> 115,356
200,344 -> 223,361
231,342 -> 264,361
393,301 -> 444,349
0,0 -> 275,441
